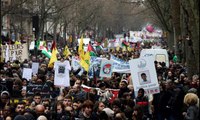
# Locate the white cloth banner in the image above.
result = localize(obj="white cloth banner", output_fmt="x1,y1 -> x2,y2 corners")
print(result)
110,55 -> 130,73
54,61 -> 71,87
129,56 -> 160,96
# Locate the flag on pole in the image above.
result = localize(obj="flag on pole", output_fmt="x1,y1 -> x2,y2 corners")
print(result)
51,40 -> 56,51
35,39 -> 40,49
80,51 -> 90,72
78,35 -> 85,60
14,41 -> 21,45
41,46 -> 52,58
48,42 -> 57,68
48,48 -> 57,68
63,45 -> 71,58
87,43 -> 96,56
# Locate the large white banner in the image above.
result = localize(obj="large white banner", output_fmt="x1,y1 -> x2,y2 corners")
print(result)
129,56 -> 160,95
1,43 -> 28,62
110,55 -> 130,73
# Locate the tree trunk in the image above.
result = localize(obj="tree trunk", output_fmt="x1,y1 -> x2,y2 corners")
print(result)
40,0 -> 45,40
180,0 -> 199,78
53,22 -> 58,43
171,0 -> 181,59
63,21 -> 67,46
167,31 -> 174,50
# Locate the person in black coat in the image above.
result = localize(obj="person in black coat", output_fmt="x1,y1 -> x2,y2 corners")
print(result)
118,80 -> 130,98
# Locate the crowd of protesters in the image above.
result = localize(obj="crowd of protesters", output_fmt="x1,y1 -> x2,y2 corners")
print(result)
0,38 -> 199,120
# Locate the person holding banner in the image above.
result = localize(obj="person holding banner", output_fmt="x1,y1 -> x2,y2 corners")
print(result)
97,82 -> 113,105
136,88 -> 151,119
118,80 -> 130,98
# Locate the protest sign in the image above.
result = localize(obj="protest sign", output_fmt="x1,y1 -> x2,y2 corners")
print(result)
99,59 -> 113,78
22,68 -> 32,81
1,43 -> 28,62
129,56 -> 160,96
110,55 -> 130,73
54,61 -> 71,87
26,83 -> 51,98
71,56 -> 84,76
72,56 -> 81,70
88,57 -> 102,78
32,62 -> 39,75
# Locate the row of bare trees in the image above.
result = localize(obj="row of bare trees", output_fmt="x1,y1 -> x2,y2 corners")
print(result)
1,0 -> 150,39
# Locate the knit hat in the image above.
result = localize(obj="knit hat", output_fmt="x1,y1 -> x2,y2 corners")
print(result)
102,108 -> 114,117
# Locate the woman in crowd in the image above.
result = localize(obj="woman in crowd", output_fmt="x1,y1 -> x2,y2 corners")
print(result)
182,93 -> 199,120
135,88 -> 151,119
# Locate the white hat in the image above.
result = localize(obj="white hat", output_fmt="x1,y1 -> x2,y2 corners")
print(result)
1,91 -> 10,97
121,79 -> 128,84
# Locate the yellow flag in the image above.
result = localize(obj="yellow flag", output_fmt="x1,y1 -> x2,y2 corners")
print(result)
122,46 -> 127,52
127,46 -> 132,52
48,48 -> 57,68
78,35 -> 85,59
78,36 -> 83,53
15,41 -> 21,45
116,46 -> 120,51
63,45 -> 71,58
80,51 -> 90,71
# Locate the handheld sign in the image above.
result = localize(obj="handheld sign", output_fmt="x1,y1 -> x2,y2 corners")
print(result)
129,56 -> 160,96
100,59 -> 113,78
22,68 -> 32,81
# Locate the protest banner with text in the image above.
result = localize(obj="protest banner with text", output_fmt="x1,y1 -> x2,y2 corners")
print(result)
1,43 -> 28,62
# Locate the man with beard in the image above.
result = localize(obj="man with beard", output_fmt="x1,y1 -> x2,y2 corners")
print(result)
13,101 -> 26,118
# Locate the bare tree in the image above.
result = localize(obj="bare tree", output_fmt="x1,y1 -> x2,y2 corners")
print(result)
180,0 -> 199,77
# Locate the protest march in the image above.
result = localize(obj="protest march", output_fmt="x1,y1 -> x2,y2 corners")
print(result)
0,29 -> 199,120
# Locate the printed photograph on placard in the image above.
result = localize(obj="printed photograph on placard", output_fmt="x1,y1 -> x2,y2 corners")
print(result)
138,70 -> 151,85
